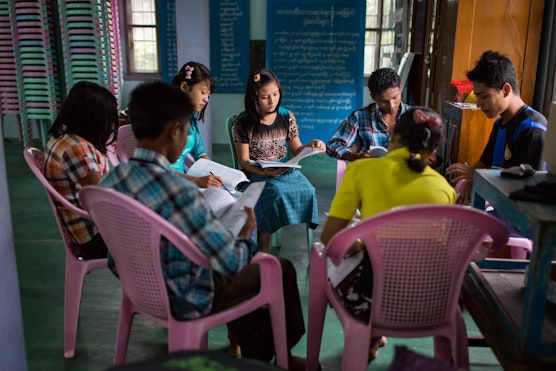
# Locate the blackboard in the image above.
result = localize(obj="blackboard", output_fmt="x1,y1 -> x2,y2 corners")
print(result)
158,0 -> 178,83
209,0 -> 250,93
267,0 -> 365,143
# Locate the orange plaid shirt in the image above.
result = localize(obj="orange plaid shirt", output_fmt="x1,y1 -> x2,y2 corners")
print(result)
43,134 -> 109,245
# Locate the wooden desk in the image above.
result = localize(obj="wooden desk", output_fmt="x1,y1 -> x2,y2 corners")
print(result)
463,169 -> 556,369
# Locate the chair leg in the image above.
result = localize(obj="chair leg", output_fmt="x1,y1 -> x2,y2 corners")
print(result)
342,321 -> 371,371
306,224 -> 314,261
114,298 -> 135,365
63,255 -> 88,358
306,255 -> 329,371
455,308 -> 470,369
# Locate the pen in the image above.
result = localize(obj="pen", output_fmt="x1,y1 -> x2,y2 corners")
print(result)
210,172 -> 234,196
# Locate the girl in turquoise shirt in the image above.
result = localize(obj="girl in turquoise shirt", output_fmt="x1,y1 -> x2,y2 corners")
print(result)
171,61 -> 223,188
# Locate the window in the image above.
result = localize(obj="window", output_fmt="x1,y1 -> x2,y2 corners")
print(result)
124,0 -> 159,75
364,0 -> 410,75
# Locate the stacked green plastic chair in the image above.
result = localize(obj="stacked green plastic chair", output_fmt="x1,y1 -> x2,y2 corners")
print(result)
0,0 -> 21,142
13,0 -> 59,147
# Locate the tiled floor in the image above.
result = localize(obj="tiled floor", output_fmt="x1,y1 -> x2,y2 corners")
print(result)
6,139 -> 503,370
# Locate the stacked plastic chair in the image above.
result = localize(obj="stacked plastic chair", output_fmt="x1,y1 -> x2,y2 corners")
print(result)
57,0 -> 121,106
58,0 -> 103,90
12,0 -> 60,148
102,0 -> 122,106
0,0 -> 22,142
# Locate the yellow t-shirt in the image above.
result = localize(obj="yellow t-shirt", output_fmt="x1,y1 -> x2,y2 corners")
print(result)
329,147 -> 456,220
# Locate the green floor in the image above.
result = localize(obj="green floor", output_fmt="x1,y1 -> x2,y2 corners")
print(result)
6,139 -> 503,370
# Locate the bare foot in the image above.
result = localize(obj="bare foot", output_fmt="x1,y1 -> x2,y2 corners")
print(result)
227,343 -> 241,358
368,336 -> 387,361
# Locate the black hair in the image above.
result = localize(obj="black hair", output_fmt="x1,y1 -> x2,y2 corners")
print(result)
128,81 -> 193,140
466,50 -> 519,94
367,68 -> 401,94
393,106 -> 442,173
48,81 -> 118,153
171,61 -> 215,121
244,68 -> 282,123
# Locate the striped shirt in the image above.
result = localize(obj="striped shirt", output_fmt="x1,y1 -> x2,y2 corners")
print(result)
99,148 -> 258,320
326,102 -> 410,159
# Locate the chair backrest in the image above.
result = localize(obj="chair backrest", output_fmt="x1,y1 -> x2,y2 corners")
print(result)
23,147 -> 89,219
23,147 -> 90,260
79,186 -> 212,321
226,115 -> 239,169
336,159 -> 347,193
106,137 -> 120,167
115,124 -> 137,163
325,204 -> 509,333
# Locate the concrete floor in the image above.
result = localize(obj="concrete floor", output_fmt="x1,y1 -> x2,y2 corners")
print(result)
6,139 -> 503,370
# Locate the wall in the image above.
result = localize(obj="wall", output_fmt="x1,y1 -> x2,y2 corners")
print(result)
451,0 -> 544,106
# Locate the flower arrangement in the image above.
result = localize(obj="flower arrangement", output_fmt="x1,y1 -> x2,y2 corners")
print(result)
450,80 -> 473,102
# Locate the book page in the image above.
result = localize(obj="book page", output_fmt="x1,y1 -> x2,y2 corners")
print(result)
249,147 -> 324,169
201,186 -> 235,218
327,250 -> 365,287
203,182 -> 266,236
286,146 -> 324,166
187,158 -> 249,192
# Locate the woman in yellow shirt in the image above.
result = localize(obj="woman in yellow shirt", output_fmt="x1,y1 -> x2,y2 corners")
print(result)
321,107 -> 455,360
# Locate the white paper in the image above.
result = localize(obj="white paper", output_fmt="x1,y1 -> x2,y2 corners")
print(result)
187,158 -> 249,193
249,147 -> 324,169
327,250 -> 365,287
202,182 -> 266,236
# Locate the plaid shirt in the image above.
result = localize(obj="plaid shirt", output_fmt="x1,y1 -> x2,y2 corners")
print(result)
326,102 -> 410,158
100,148 -> 258,320
43,134 -> 109,244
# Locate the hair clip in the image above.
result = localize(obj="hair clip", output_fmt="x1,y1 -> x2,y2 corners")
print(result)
184,65 -> 194,80
253,73 -> 261,82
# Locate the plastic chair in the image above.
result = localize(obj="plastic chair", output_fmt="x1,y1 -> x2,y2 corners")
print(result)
115,124 -> 136,162
79,186 -> 289,367
306,204 -> 509,371
23,147 -> 108,358
336,159 -> 347,193
226,115 -> 314,251
455,179 -> 532,259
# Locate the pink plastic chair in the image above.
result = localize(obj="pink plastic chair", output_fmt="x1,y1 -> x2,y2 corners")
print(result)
79,186 -> 289,367
306,204 -> 509,371
455,179 -> 532,259
115,124 -> 136,162
23,147 -> 108,358
336,159 -> 346,192
105,135 -> 119,166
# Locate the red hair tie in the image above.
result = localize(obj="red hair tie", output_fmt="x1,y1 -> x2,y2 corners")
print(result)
412,109 -> 441,131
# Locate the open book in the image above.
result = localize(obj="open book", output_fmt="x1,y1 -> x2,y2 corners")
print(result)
202,182 -> 266,236
187,158 -> 249,193
248,147 -> 324,169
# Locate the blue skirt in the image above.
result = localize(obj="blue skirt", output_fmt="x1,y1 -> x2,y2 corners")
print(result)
248,170 -> 319,233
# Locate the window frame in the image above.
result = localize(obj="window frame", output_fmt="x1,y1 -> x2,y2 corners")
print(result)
364,0 -> 411,77
121,0 -> 161,80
